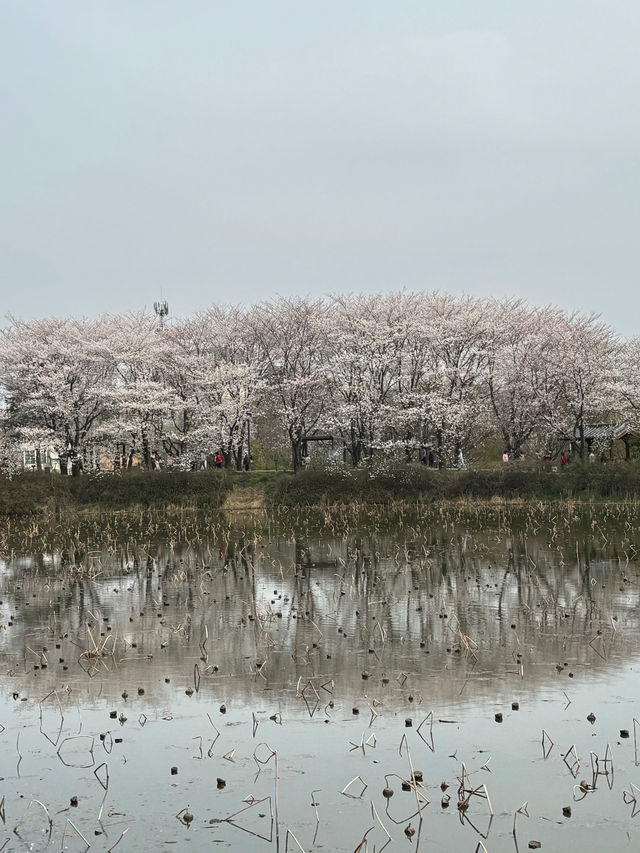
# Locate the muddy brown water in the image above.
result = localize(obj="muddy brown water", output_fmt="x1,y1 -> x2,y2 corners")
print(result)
0,505 -> 640,851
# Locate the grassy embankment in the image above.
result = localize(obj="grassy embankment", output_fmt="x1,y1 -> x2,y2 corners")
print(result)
2,463 -> 640,516
272,464 -> 640,504
0,469 -> 234,515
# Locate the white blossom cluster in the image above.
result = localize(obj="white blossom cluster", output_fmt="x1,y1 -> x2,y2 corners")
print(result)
0,293 -> 633,470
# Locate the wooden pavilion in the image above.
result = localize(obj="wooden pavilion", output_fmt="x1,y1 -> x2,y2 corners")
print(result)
576,424 -> 634,460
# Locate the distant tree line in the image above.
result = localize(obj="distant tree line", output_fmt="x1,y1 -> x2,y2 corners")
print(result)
0,293 -> 636,471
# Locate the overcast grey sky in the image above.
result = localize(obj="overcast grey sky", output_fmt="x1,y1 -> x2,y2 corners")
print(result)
1,1 -> 639,333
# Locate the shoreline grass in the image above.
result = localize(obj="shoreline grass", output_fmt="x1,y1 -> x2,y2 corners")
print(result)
1,463 -> 640,516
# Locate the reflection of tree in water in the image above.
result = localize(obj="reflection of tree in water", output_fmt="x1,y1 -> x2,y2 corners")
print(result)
0,506 -> 639,708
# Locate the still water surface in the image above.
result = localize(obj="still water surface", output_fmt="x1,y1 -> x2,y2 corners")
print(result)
0,505 -> 639,851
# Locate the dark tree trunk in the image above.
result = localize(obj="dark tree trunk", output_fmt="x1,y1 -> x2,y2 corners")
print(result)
436,429 -> 445,468
141,426 -> 151,470
291,438 -> 302,472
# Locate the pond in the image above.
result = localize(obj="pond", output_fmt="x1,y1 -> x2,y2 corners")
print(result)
0,502 -> 639,851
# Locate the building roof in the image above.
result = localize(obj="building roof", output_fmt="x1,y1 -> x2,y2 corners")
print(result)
579,424 -> 634,442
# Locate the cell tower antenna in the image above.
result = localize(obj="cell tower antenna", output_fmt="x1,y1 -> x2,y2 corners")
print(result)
154,300 -> 169,329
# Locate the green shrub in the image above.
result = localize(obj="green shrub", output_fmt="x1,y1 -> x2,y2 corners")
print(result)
0,469 -> 234,515
273,462 -> 640,505
3,462 -> 640,516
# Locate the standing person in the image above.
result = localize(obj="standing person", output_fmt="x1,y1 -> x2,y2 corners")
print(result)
215,453 -> 222,469
49,448 -> 60,473
420,447 -> 427,465
561,452 -> 568,468
457,449 -> 466,469
428,449 -> 435,467
502,450 -> 509,463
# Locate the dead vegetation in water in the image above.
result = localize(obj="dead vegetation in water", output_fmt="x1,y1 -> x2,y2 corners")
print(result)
0,501 -> 639,848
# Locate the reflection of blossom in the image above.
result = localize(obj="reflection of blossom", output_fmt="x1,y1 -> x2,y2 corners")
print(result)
1,507 -> 638,707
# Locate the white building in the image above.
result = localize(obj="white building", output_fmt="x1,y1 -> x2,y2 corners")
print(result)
22,446 -> 61,473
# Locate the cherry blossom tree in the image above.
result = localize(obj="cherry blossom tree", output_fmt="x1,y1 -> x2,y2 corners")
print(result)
484,302 -> 555,458
249,298 -> 329,471
173,307 -> 265,469
0,316 -> 114,470
325,293 -> 414,465
406,295 -> 492,466
158,314 -> 211,460
538,313 -> 619,458
617,337 -> 640,420
98,313 -> 172,469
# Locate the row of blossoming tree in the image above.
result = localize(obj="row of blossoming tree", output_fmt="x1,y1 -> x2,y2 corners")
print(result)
1,293 -> 638,471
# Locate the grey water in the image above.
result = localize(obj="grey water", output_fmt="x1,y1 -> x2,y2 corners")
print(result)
0,506 -> 639,851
